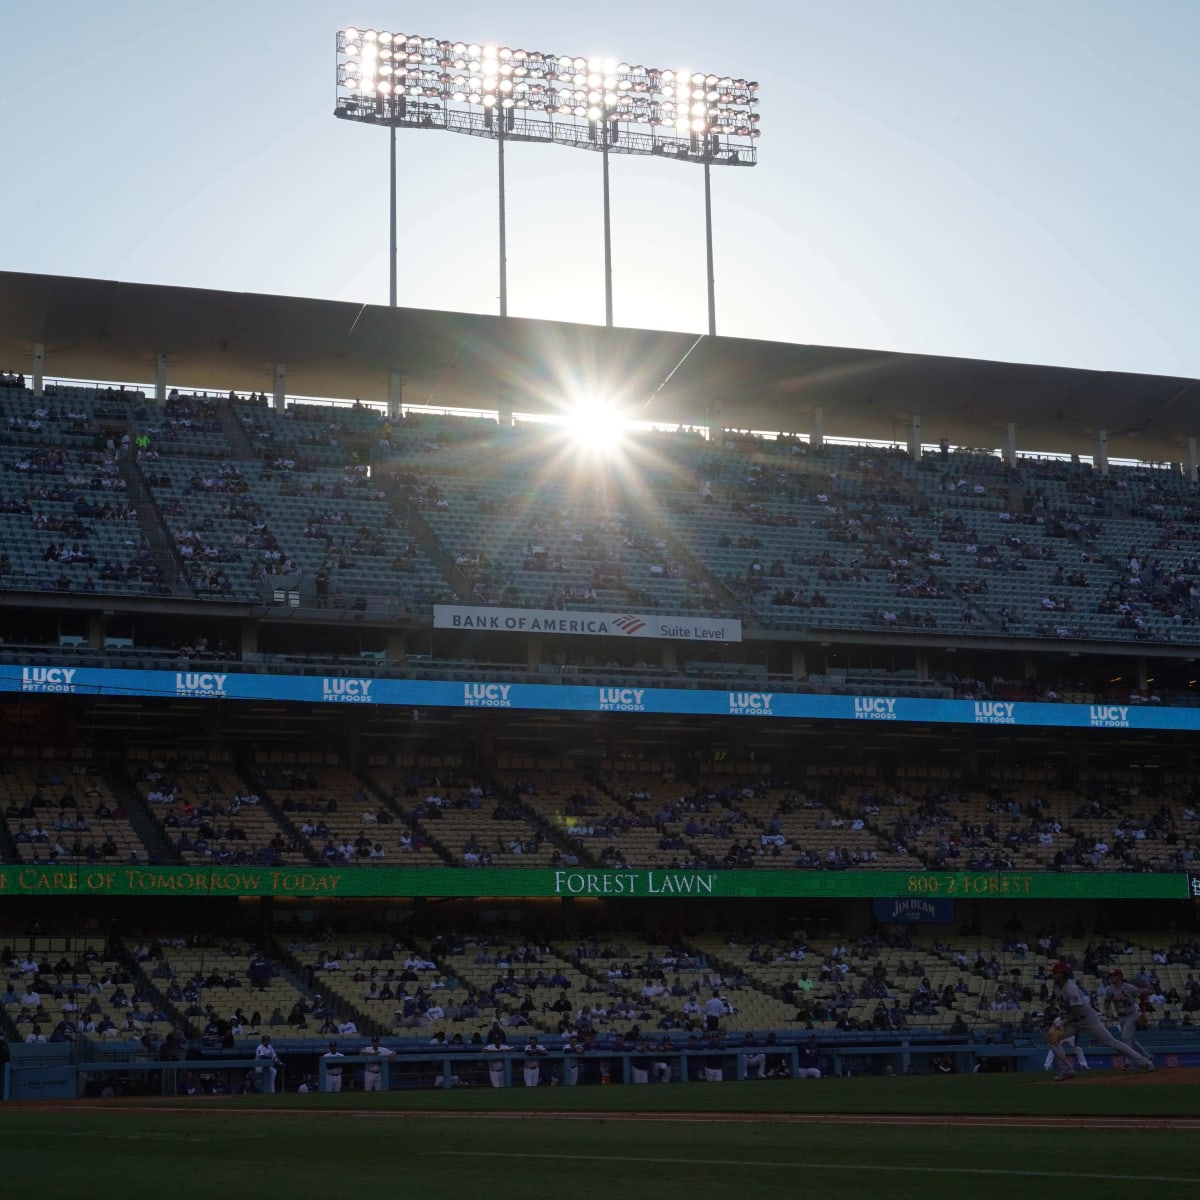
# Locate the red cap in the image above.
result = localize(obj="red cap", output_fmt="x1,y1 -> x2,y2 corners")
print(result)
1110,968 -> 1124,982
1051,961 -> 1072,975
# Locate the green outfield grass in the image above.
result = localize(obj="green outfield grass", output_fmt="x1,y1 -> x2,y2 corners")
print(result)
5,1075 -> 1198,1199
83,1070 -> 1199,1117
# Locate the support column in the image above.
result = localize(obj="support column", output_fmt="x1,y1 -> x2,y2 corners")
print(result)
155,354 -> 168,404
387,373 -> 402,421
812,407 -> 824,452
661,643 -> 678,672
497,119 -> 508,318
1004,422 -> 1017,468
1136,657 -> 1148,692
914,651 -> 929,680
272,364 -> 286,413
601,107 -> 613,328
385,630 -> 407,661
791,646 -> 807,679
706,402 -> 723,444
908,415 -> 922,461
240,621 -> 258,657
704,157 -> 716,337
497,386 -> 513,429
32,343 -> 45,397
527,635 -> 543,671
1095,429 -> 1109,476
1186,437 -> 1197,484
87,614 -> 106,650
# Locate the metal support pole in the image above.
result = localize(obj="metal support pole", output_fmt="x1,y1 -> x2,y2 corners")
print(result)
389,124 -> 398,308
498,119 -> 508,318
704,157 -> 716,337
602,111 -> 613,328
155,354 -> 168,404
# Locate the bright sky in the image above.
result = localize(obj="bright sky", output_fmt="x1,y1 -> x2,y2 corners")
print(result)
4,1 -> 1199,379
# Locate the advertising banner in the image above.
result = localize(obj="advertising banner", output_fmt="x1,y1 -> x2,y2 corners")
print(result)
0,864 -> 1186,900
432,605 -> 742,643
3,665 -> 1198,734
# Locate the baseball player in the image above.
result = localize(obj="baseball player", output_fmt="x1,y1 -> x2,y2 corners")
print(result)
1042,1031 -> 1089,1073
1045,962 -> 1154,1080
1103,969 -> 1151,1065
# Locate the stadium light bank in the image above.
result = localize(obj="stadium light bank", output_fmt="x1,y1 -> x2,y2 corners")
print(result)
334,28 -> 760,334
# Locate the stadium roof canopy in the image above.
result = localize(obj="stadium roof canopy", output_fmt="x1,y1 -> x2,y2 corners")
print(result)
1,269 -> 1197,463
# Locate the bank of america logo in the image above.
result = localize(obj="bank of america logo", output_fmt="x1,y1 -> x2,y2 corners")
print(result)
614,615 -> 647,635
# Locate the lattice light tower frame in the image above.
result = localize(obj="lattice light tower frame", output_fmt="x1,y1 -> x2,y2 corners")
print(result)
334,28 -> 760,332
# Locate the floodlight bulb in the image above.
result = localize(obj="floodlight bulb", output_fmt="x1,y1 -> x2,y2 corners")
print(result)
662,70 -> 675,82
379,31 -> 392,44
587,106 -> 601,119
364,29 -> 377,41
483,94 -> 496,106
691,117 -> 705,131
377,81 -> 391,94
676,116 -> 689,130
344,27 -> 359,39
483,45 -> 497,59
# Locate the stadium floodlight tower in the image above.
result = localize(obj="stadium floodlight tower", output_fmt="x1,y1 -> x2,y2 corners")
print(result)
334,28 -> 760,332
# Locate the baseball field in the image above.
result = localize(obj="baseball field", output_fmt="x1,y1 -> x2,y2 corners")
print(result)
6,1069 -> 1198,1199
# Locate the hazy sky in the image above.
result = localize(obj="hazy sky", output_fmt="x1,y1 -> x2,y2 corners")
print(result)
4,1 -> 1198,378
